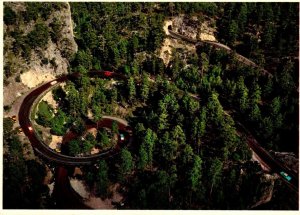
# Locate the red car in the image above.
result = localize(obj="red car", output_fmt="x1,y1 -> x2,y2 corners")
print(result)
104,71 -> 113,77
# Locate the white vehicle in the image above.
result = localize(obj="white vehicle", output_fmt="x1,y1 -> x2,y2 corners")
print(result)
28,126 -> 33,132
50,81 -> 57,85
120,133 -> 125,141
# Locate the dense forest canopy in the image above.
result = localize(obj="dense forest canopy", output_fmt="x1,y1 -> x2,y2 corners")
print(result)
71,2 -> 299,209
3,2 -> 298,210
69,2 -> 298,152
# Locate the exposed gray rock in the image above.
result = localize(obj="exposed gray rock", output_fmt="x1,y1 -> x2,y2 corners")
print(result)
4,2 -> 77,111
170,15 -> 216,41
172,15 -> 199,39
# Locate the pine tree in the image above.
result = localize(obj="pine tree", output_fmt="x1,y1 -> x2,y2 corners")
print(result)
96,160 -> 109,197
208,158 -> 223,196
118,148 -> 134,182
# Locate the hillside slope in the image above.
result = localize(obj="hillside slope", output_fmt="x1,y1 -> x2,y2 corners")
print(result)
3,2 -> 77,114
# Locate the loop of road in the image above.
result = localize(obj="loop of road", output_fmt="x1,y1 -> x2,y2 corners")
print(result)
16,24 -> 297,210
18,71 -> 131,166
19,49 -> 297,194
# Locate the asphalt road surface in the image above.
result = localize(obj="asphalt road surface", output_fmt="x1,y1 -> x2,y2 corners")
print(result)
18,71 -> 130,166
18,69 -> 297,208
168,29 -> 298,192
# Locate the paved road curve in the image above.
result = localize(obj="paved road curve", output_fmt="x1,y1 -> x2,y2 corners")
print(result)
168,29 -> 272,77
19,68 -> 298,207
18,71 -> 130,166
168,28 -> 298,192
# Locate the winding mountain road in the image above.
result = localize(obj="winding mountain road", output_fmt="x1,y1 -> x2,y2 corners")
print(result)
168,29 -> 272,77
18,64 -> 297,209
167,28 -> 298,192
18,71 -> 131,166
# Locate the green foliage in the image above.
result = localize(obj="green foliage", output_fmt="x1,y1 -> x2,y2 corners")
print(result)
83,133 -> 96,153
237,3 -> 248,32
65,81 -> 80,116
236,77 -> 249,112
27,23 -> 50,50
49,18 -> 63,43
157,100 -> 169,130
263,78 -> 273,97
23,3 -> 40,22
72,118 -> 85,135
86,133 -> 97,146
140,73 -> 150,101
189,155 -> 202,191
234,136 -> 252,161
50,109 -> 68,135
4,154 -> 27,208
3,116 -> 49,208
128,77 -> 136,102
141,128 -> 157,168
179,144 -> 194,166
146,170 -> 170,208
111,121 -> 119,136
172,125 -> 186,146
4,2 -> 296,209
52,86 -> 67,105
98,129 -> 110,148
73,50 -> 93,70
200,52 -> 209,75
228,20 -> 238,45
260,116 -> 274,140
36,101 -> 53,127
138,144 -> 148,170
198,107 -> 207,137
270,97 -> 281,117
208,158 -> 223,195
118,148 -> 134,181
262,21 -> 276,47
96,160 -> 109,197
3,118 -> 14,136
248,104 -> 261,122
92,104 -> 102,122
4,6 -> 17,25
207,92 -> 224,124
250,83 -> 261,105
160,131 -> 178,162
24,3 -> 53,21
68,139 -> 81,156
278,61 -> 295,93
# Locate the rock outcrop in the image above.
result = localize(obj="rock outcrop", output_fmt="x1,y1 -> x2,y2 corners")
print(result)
171,15 -> 216,41
159,15 -> 216,66
3,2 -> 77,110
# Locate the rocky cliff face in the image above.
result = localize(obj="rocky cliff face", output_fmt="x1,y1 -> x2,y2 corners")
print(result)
159,15 -> 216,66
3,2 -> 77,110
171,14 -> 216,41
